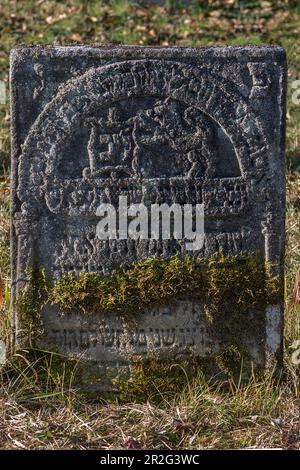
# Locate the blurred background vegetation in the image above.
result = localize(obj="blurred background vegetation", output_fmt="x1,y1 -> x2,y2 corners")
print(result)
0,0 -> 300,173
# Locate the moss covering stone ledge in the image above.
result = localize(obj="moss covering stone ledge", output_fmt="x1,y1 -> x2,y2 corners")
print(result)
17,253 -> 280,323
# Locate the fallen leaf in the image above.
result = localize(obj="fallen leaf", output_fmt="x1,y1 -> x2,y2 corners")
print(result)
148,28 -> 157,38
136,25 -> 147,32
45,16 -> 53,24
71,33 -> 82,42
46,13 -> 67,25
261,1 -> 271,7
209,11 -> 221,18
123,437 -> 141,449
135,8 -> 148,18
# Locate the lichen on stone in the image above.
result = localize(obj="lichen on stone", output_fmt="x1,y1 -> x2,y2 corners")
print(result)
16,268 -> 49,342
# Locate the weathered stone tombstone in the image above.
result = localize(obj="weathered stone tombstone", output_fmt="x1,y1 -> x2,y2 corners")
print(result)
10,46 -> 286,388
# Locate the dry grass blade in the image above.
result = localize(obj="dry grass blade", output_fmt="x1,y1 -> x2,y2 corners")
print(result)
288,266 -> 300,312
0,272 -> 4,311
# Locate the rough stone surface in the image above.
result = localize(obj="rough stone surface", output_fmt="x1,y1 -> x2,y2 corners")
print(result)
10,46 -> 286,382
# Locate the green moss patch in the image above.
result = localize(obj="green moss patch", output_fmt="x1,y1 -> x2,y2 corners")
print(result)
17,254 -> 279,324
215,345 -> 243,378
48,254 -> 279,317
112,349 -> 247,404
113,357 -> 201,404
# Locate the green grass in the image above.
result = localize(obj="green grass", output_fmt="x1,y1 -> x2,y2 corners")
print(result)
0,0 -> 299,450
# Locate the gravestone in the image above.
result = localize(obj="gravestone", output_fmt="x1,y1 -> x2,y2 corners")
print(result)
10,46 -> 286,386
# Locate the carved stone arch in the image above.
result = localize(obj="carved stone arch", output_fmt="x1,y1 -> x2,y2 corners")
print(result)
17,60 -> 268,204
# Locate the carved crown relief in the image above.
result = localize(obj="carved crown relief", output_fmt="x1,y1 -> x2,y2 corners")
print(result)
82,97 -> 239,180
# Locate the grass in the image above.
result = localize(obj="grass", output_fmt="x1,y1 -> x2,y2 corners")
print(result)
0,351 -> 299,449
0,0 -> 299,450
